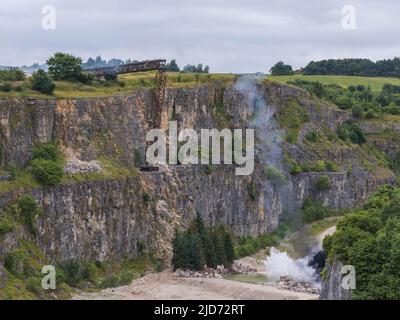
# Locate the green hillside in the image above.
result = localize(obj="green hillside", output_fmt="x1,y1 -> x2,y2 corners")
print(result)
268,75 -> 400,92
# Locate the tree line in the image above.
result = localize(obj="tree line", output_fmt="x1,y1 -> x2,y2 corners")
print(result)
270,58 -> 400,77
172,213 -> 234,271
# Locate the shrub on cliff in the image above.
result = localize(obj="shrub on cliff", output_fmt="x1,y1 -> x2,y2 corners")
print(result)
301,197 -> 332,223
32,143 -> 61,162
30,159 -> 63,186
263,166 -> 288,187
30,70 -> 55,95
17,195 -> 42,234
314,176 -> 331,191
337,121 -> 366,145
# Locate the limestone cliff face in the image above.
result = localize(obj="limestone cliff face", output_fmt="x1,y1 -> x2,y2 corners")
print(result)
0,81 -> 395,264
320,258 -> 352,300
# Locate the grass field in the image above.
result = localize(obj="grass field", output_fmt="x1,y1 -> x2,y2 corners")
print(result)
0,72 -> 236,99
268,74 -> 400,92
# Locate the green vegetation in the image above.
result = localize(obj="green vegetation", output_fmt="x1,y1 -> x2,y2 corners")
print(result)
16,195 -> 42,235
303,58 -> 400,78
325,160 -> 339,172
271,76 -> 400,120
172,214 -> 235,270
224,273 -> 268,284
276,98 -> 309,143
29,143 -> 64,186
263,166 -> 288,187
311,160 -> 326,172
0,68 -> 25,81
166,59 -> 180,72
30,70 -> 55,95
337,121 -> 366,145
269,74 -> 400,93
0,71 -> 235,99
270,61 -> 294,76
0,237 -> 158,299
30,159 -> 63,186
0,82 -> 12,92
47,52 -> 89,83
301,197 -> 335,223
182,63 -> 210,73
314,176 -> 331,191
323,185 -> 400,299
32,143 -> 62,162
234,225 -> 287,258
0,53 -> 232,98
0,215 -> 17,237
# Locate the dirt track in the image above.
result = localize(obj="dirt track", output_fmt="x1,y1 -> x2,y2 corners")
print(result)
73,271 -> 318,300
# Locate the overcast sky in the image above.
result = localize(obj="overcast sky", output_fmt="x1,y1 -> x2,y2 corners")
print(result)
0,0 -> 399,73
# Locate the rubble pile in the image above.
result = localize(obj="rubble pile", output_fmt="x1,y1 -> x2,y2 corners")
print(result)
173,265 -> 229,279
64,158 -> 102,174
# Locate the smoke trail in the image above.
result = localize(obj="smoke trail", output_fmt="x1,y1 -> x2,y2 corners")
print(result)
234,75 -> 283,169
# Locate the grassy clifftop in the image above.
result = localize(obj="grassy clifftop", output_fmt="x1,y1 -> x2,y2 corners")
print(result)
0,72 -> 236,99
269,74 -> 400,92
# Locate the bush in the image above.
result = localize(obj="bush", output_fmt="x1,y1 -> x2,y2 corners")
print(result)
0,68 -> 25,81
142,192 -> 151,203
32,143 -> 61,162
290,164 -> 302,175
0,82 -> 12,92
100,275 -> 120,288
26,277 -> 44,295
77,72 -> 95,85
337,121 -> 366,145
311,160 -> 326,172
352,104 -> 364,119
59,259 -> 98,286
263,166 -> 288,187
104,73 -> 118,81
302,198 -> 331,223
0,215 -> 17,236
31,70 -> 55,95
118,271 -> 134,286
17,195 -> 42,234
8,163 -> 17,181
30,159 -> 63,186
326,160 -> 339,172
305,130 -> 319,142
314,176 -> 331,191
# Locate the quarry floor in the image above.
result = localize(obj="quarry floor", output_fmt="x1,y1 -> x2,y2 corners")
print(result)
72,219 -> 340,300
72,270 -> 317,300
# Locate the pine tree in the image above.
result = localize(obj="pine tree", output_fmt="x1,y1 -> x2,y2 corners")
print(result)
214,226 -> 228,266
31,70 -> 55,95
223,229 -> 235,265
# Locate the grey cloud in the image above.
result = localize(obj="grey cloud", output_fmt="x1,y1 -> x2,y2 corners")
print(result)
0,0 -> 399,72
